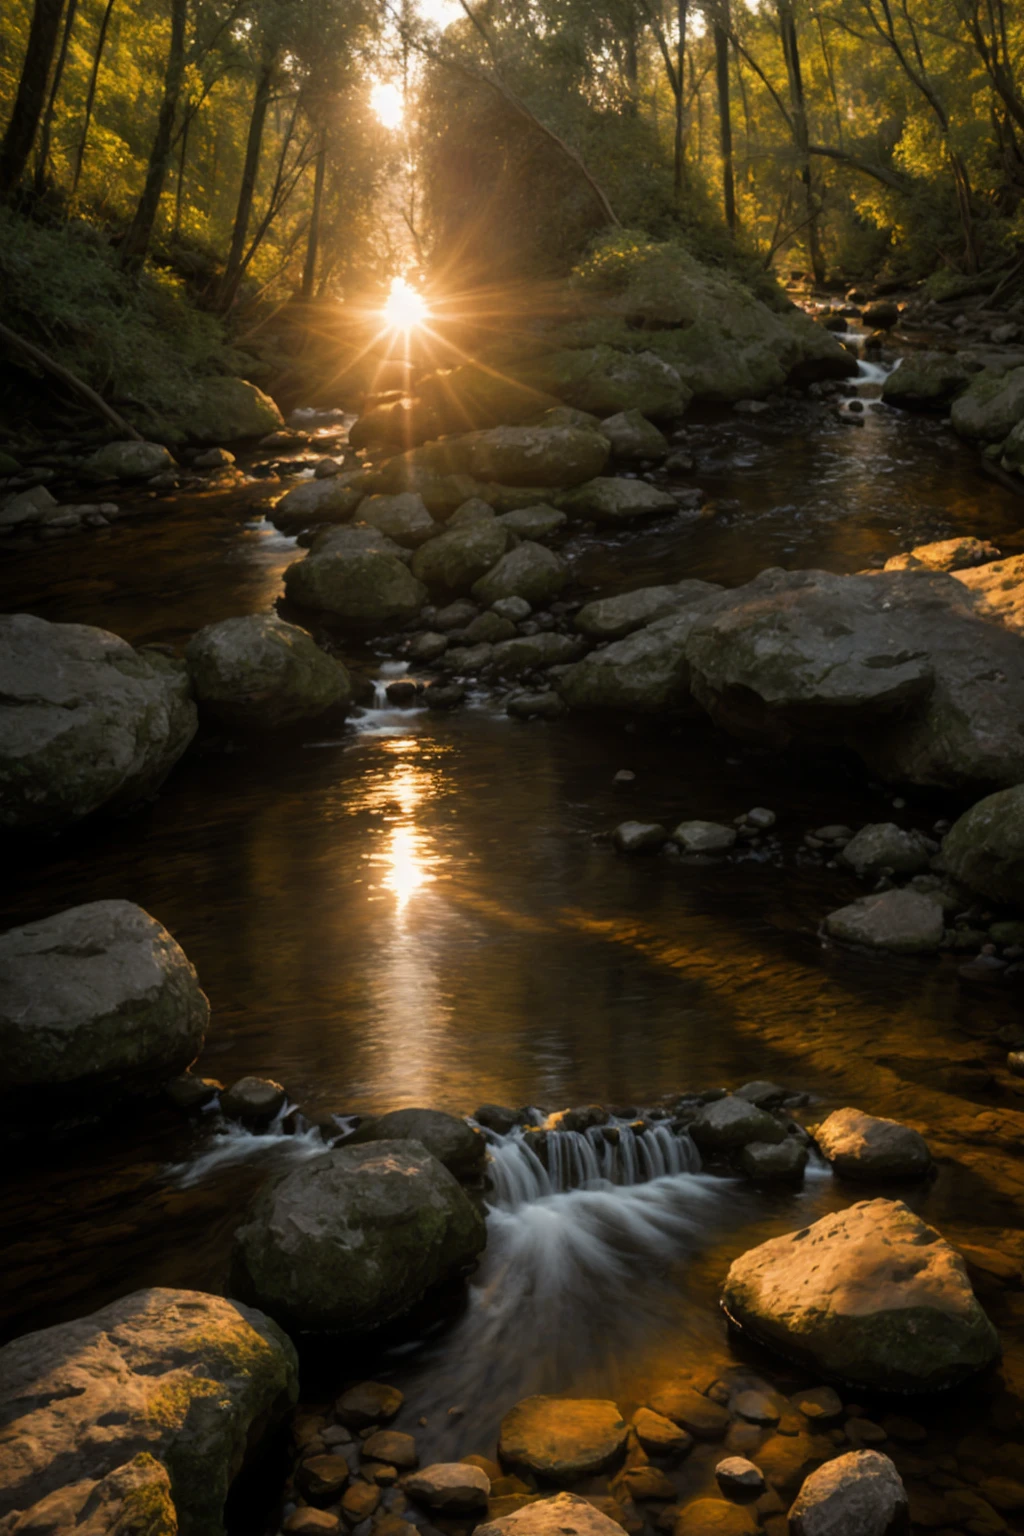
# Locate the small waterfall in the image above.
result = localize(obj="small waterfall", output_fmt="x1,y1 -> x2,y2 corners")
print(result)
483,1116 -> 702,1207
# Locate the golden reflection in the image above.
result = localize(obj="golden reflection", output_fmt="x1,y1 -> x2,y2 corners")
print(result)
381,823 -> 434,912
360,738 -> 443,918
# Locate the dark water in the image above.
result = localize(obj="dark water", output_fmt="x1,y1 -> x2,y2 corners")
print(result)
3,371 -> 1024,1486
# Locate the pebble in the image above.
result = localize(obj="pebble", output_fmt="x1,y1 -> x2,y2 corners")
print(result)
613,769 -> 636,784
715,1457 -> 766,1501
732,1392 -> 780,1427
791,1387 -> 844,1423
336,1383 -> 404,1429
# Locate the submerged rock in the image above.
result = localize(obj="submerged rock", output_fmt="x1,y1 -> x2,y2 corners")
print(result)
0,1287 -> 298,1536
344,1107 -> 486,1180
941,783 -> 1024,902
0,900 -> 209,1132
646,1384 -> 730,1439
0,613 -> 197,831
789,1450 -> 909,1536
231,1143 -> 486,1333
824,889 -> 945,953
185,615 -> 351,728
814,1108 -> 932,1182
283,551 -> 426,630
721,1198 -> 1000,1391
498,1398 -> 628,1482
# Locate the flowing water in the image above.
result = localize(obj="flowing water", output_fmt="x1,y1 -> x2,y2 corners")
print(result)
4,344 -> 1024,1482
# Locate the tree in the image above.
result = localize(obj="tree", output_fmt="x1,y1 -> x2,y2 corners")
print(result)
0,0 -> 67,200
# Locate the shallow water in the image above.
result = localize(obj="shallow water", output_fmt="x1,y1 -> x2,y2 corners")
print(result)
3,362 -> 1024,1492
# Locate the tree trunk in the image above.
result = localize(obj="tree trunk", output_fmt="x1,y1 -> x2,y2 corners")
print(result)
0,0 -> 67,201
119,0 -> 187,271
673,0 -> 688,193
173,100 -> 190,233
33,0 -> 78,195
71,0 -> 115,195
714,7 -> 735,232
301,137 -> 326,300
777,0 -> 824,284
218,54 -> 274,310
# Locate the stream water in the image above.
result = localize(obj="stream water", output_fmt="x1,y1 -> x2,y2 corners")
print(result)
4,344 -> 1024,1490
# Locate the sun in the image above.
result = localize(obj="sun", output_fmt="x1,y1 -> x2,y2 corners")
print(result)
371,81 -> 404,131
383,276 -> 430,333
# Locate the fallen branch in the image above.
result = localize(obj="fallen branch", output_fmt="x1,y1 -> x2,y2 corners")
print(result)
0,320 -> 144,440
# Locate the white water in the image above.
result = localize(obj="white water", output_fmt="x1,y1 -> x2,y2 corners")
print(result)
486,1119 -> 702,1205
164,1106 -> 327,1187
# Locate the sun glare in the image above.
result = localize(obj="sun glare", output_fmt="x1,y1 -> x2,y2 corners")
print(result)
383,276 -> 429,332
371,81 -> 404,130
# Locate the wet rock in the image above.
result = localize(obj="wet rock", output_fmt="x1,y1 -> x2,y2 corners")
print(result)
287,1508 -> 341,1534
721,1198 -> 999,1391
166,1073 -> 222,1111
82,440 -> 176,481
411,521 -> 510,598
497,505 -> 568,541
341,1482 -> 381,1521
433,599 -> 479,630
883,536 -> 1002,573
814,1108 -> 932,1182
734,1080 -> 786,1108
220,1076 -> 287,1125
466,612 -> 516,644
475,1492 -> 624,1536
0,901 -> 209,1132
421,424 -> 610,488
299,1455 -> 350,1500
231,1142 -> 486,1333
791,1388 -> 843,1425
574,582 -> 720,641
951,365 -> 1024,440
310,525 -> 408,561
0,613 -> 197,831
314,457 -> 341,478
185,615 -> 351,728
407,632 -> 448,663
715,1458 -> 765,1501
613,821 -> 668,853
405,1464 -> 491,1514
506,690 -> 566,720
559,592 -> 724,715
425,682 -> 466,711
385,679 -> 420,706
474,1104 -> 521,1134
839,823 -> 934,879
673,1498 -> 757,1535
672,820 -> 736,854
442,643 -> 493,675
942,784 -> 1024,903
0,1287 -> 298,1536
689,1098 -> 786,1151
824,889 -> 945,953
646,1385 -> 730,1440
361,1432 -> 417,1469
335,1382 -> 404,1429
631,1409 -> 692,1459
358,494 -> 438,548
558,478 -> 677,524
490,633 -> 581,678
530,347 -> 691,419
272,478 -> 365,535
471,543 -> 568,606
344,1108 -> 486,1181
619,1467 -> 676,1501
881,353 -> 978,410
498,1398 -> 629,1482
284,552 -> 427,631
448,498 -> 497,527
740,1139 -> 807,1184
953,552 -> 1024,632
788,1450 -> 909,1536
599,411 -> 670,462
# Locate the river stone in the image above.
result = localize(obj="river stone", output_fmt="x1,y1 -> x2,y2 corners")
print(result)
789,1450 -> 909,1536
574,581 -> 720,641
558,477 -> 678,524
950,365 -> 1024,440
335,1381 -> 404,1429
439,425 -> 609,488
361,1430 -> 417,1468
0,900 -> 209,1131
231,1142 -> 486,1334
357,493 -> 438,548
271,476 -> 365,534
646,1385 -> 730,1439
467,611 -> 516,643
673,1501 -> 757,1536
220,1076 -> 286,1126
344,1108 -> 486,1181
448,497 -> 496,527
839,824 -> 934,879
953,552 -> 1024,632
881,353 -> 979,410
82,440 -> 176,481
559,593 -> 724,715
531,346 -> 691,419
599,410 -> 669,461
672,820 -> 736,854
823,889 -> 945,953
405,1464 -> 491,1514
310,524 -> 409,561
689,1097 -> 787,1151
185,615 -> 351,728
497,505 -> 567,541
740,1139 -> 807,1184
0,613 -> 197,831
164,377 -> 283,444
613,821 -> 667,853
475,1493 -> 624,1536
0,1287 -> 298,1536
715,1458 -> 765,1501
814,1108 -> 932,1182
631,1408 -> 693,1458
471,543 -> 568,606
298,1454 -> 349,1500
883,536 -> 1002,573
498,1398 -> 628,1482
721,1198 -> 1000,1391
941,784 -> 1024,902
490,633 -> 582,677
411,520 -> 510,597
283,551 -> 427,630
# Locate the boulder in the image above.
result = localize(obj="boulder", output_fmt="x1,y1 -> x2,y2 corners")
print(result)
361,1430 -> 417,1467
411,520 -> 510,597
646,1385 -> 730,1439
0,614 -> 196,830
823,889 -> 945,953
0,900 -> 208,1132
672,820 -> 736,854
82,440 -> 176,481
405,1465 -> 491,1514
839,824 -> 934,879
439,425 -> 610,487
953,552 -> 1024,632
489,633 -> 582,677
740,1139 -> 808,1184
471,543 -> 568,605
344,1108 -> 487,1180
309,524 -> 408,561
530,346 -> 691,419
474,1493 -> 623,1536
559,596 -> 723,716
271,477 -> 365,535
599,410 -> 669,461
882,536 -> 1002,573
814,1108 -> 932,1182
721,1198 -> 1000,1391
689,1097 -> 787,1151
881,353 -> 979,411
171,378 -> 283,444
558,477 -> 678,524
497,504 -> 568,541
0,1287 -> 298,1536
498,1398 -> 628,1482
950,365 -> 1024,440
283,551 -> 427,630
185,616 -> 351,728
357,493 -> 439,548
231,1142 -> 486,1333
788,1451 -> 909,1536
449,498 -> 497,527
574,581 -> 719,640
941,784 -> 1024,902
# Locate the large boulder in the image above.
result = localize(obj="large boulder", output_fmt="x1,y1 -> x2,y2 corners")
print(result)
344,1108 -> 487,1181
309,524 -> 409,561
788,1451 -> 909,1536
721,1199 -> 1000,1391
185,615 -> 351,728
574,581 -> 720,640
283,550 -> 426,630
498,1398 -> 628,1482
165,377 -> 284,444
437,425 -> 610,487
0,1288 -> 298,1536
881,352 -> 979,411
941,784 -> 1024,902
0,613 -> 197,831
823,889 -> 945,953
270,477 -> 365,536
0,899 -> 209,1131
410,520 -> 510,597
559,603 -> 715,715
558,477 -> 678,524
475,1494 -> 623,1536
81,440 -> 176,481
470,542 -> 568,605
356,493 -> 438,548
598,410 -> 669,461
814,1108 -> 932,1182
530,346 -> 691,419
950,365 -> 1024,440
231,1143 -> 487,1333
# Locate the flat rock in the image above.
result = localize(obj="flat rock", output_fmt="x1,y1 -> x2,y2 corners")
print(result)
814,1108 -> 932,1182
498,1398 -> 628,1482
558,477 -> 678,524
574,582 -> 719,641
631,1408 -> 693,1458
361,1432 -> 417,1469
883,537 -> 1001,573
823,889 -> 945,953
405,1464 -> 491,1514
475,1492 -> 625,1536
646,1385 -> 730,1439
344,1108 -> 486,1180
788,1450 -> 909,1536
721,1198 -> 1000,1391
334,1382 -> 404,1429
954,553 -> 1024,633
